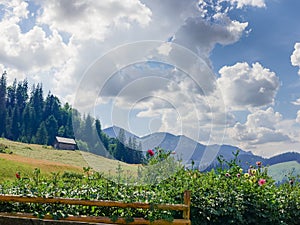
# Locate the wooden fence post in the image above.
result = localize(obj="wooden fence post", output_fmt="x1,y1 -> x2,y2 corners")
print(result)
183,190 -> 191,221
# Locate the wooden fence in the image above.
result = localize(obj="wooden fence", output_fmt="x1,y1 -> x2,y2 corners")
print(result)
0,190 -> 191,225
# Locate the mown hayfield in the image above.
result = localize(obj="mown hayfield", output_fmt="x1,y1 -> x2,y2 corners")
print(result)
0,138 -> 138,182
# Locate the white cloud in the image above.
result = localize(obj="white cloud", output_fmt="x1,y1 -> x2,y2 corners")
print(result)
0,3 -> 73,74
291,98 -> 300,105
228,0 -> 266,8
36,0 -> 152,42
0,0 -> 252,101
174,14 -> 248,57
229,107 -> 290,146
0,0 -> 271,147
1,0 -> 29,21
0,63 -> 26,84
217,62 -> 280,110
296,110 -> 300,123
291,43 -> 300,75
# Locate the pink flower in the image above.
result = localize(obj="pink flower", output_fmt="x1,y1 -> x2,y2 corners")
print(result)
225,173 -> 230,177
237,173 -> 241,178
256,161 -> 262,167
258,178 -> 266,186
147,149 -> 155,156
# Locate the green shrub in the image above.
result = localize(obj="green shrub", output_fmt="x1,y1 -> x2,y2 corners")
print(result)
1,150 -> 300,225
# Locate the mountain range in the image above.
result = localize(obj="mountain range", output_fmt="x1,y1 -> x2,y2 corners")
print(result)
103,126 -> 300,171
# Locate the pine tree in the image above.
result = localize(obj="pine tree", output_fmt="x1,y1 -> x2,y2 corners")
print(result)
21,104 -> 34,142
45,115 -> 58,145
36,122 -> 48,145
6,79 -> 16,109
95,119 -> 102,140
29,83 -> 44,135
82,114 -> 95,149
0,71 -> 7,136
57,126 -> 65,136
16,79 -> 28,116
11,107 -> 20,140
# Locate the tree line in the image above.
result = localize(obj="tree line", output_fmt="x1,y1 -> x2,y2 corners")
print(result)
0,72 -> 144,164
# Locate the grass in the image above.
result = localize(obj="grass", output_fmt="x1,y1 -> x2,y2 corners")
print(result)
268,161 -> 300,182
0,138 -> 139,182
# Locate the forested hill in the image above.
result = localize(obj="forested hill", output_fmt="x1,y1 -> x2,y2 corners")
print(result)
0,72 -> 144,164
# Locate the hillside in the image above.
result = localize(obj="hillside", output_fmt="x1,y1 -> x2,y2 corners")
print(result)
103,126 -> 300,182
103,126 -> 299,167
0,138 -> 138,182
268,161 -> 300,183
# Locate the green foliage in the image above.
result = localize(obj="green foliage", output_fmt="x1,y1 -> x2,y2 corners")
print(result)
0,75 -> 147,164
0,148 -> 300,225
2,150 -> 300,224
139,147 -> 183,184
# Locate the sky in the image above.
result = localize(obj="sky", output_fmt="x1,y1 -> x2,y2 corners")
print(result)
0,0 -> 300,157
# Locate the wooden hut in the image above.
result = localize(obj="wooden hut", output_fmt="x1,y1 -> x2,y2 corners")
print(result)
54,136 -> 77,150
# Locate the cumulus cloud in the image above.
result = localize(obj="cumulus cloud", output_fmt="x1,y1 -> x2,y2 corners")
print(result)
174,15 -> 248,57
0,1 -> 77,98
89,61 -> 231,143
36,0 -> 152,42
217,62 -> 280,110
229,108 -> 290,146
291,43 -> 300,75
0,0 -> 266,145
0,0 -> 251,96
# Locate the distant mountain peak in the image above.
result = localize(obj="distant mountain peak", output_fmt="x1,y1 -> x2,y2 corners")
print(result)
102,126 -> 300,171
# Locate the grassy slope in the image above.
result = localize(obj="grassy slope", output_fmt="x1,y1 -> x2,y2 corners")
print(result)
0,138 -> 138,182
268,161 -> 300,182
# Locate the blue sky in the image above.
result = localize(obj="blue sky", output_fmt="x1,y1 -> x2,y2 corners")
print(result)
1,0 -> 300,157
211,0 -> 300,119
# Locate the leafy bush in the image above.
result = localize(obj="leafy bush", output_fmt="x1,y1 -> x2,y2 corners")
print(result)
1,150 -> 300,224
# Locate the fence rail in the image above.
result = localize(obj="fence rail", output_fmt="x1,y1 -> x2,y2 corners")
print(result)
0,190 -> 191,225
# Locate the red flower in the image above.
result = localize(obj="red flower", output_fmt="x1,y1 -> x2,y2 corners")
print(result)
256,161 -> 262,167
15,172 -> 21,179
147,149 -> 155,156
258,178 -> 266,186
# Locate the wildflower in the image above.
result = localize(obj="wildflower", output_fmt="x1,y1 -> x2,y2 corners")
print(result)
15,172 -> 21,179
258,178 -> 266,186
256,161 -> 262,167
237,173 -> 241,178
147,149 -> 155,156
239,168 -> 243,173
250,169 -> 257,175
244,173 -> 250,178
225,173 -> 230,177
289,179 -> 294,186
250,176 -> 257,183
